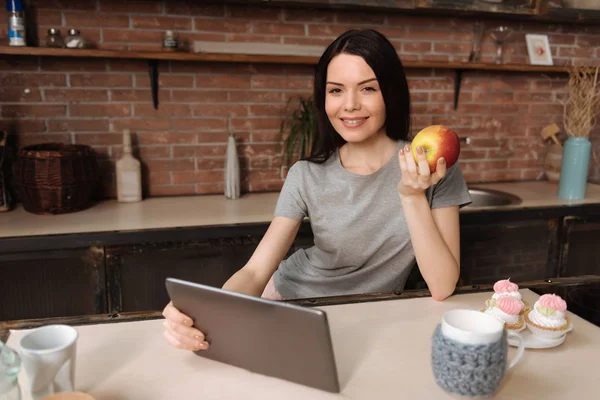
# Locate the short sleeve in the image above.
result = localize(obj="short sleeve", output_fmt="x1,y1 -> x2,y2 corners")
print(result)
274,162 -> 308,220
429,162 -> 472,209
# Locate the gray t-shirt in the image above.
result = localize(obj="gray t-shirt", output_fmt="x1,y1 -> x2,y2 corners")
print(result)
272,140 -> 472,299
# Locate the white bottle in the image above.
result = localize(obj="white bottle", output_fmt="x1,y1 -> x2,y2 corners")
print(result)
116,129 -> 142,203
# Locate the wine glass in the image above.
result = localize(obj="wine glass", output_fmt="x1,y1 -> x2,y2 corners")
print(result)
489,26 -> 514,64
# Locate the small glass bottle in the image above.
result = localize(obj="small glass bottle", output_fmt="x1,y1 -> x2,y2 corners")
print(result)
65,28 -> 84,49
45,28 -> 64,48
0,341 -> 21,400
162,30 -> 178,51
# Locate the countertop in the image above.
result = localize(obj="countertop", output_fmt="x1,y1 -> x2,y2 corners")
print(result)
1,181 -> 600,239
6,289 -> 599,399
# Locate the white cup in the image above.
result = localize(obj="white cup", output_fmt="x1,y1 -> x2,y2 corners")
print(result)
441,309 -> 524,369
19,325 -> 78,400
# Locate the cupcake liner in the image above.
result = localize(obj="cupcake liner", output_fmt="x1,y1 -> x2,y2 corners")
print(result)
524,311 -> 572,340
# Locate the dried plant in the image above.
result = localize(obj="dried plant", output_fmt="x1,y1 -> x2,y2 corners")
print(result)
563,65 -> 600,138
279,95 -> 317,176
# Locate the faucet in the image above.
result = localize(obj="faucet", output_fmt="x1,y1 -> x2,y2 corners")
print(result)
459,137 -> 471,145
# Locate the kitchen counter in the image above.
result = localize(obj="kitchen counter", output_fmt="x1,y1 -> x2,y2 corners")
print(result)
1,181 -> 600,239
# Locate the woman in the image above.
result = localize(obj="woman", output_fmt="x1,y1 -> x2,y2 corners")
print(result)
163,29 -> 471,351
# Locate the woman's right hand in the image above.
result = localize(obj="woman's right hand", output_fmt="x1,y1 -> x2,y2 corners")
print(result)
162,301 -> 209,351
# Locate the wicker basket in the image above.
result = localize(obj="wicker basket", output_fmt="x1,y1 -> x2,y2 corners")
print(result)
14,143 -> 99,214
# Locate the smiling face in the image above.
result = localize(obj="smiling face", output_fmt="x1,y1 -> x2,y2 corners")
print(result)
325,53 -> 387,144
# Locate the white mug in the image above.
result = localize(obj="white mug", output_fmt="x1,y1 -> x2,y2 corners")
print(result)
441,309 -> 524,369
19,325 -> 78,400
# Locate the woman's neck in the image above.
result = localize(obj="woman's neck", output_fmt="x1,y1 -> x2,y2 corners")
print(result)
339,134 -> 398,175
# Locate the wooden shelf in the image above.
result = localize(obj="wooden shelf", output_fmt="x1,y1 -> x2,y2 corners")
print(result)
0,46 -> 571,73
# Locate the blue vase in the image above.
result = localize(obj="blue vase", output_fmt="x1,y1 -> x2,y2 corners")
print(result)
558,137 -> 591,200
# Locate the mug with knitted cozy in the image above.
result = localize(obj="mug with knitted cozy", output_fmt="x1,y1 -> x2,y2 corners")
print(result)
431,309 -> 525,398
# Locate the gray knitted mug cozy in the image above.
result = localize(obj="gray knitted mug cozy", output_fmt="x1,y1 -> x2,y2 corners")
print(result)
431,324 -> 508,398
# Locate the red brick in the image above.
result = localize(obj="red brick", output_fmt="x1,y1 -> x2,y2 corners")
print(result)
225,34 -> 283,44
251,181 -> 283,192
108,60 -> 162,72
194,19 -> 251,33
530,104 -> 563,115
192,104 -> 248,117
177,32 -> 226,45
308,24 -> 356,37
171,90 -> 228,103
196,132 -> 228,143
111,118 -> 170,131
240,144 -> 279,157
421,54 -> 451,62
103,29 -> 164,43
283,9 -> 333,23
166,3 -> 224,17
406,29 -> 452,41
195,76 -> 251,89
132,16 -> 192,30
99,1 -> 162,13
70,104 -> 130,117
75,133 -> 122,145
37,9 -> 63,26
40,58 -> 106,72
0,73 -> 66,87
509,159 -> 543,169
0,87 -> 42,102
196,158 -> 226,169
251,131 -> 281,142
148,185 -> 195,196
96,43 -> 128,51
434,42 -> 471,54
248,104 -> 286,116
44,89 -> 109,102
64,12 -> 130,27
481,170 -> 523,181
231,118 -> 281,131
19,134 -> 71,146
139,146 -> 172,159
173,145 -> 226,157
252,22 -> 305,36
38,0 -> 96,10
282,37 -> 333,47
172,118 -> 227,131
248,170 -> 282,182
195,183 -> 224,195
70,74 -> 132,87
172,171 -> 223,184
403,42 -> 432,53
252,76 -> 307,90
145,159 -> 195,171
408,78 -> 453,91
1,104 -> 66,118
558,46 -> 595,58
0,57 -> 39,71
48,119 -> 110,132
111,89 -> 153,102
134,104 -> 192,117
136,74 -> 194,88
0,120 -> 46,133
227,5 -> 282,20
148,171 -> 171,186
491,80 -> 530,91
137,133 -> 196,145
514,92 -> 553,103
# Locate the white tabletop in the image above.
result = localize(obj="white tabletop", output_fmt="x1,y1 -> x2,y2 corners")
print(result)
7,289 -> 599,399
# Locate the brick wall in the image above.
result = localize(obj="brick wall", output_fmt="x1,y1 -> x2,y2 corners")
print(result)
1,0 -> 600,198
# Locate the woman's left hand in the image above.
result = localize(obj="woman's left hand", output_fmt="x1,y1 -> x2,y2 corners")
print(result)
397,144 -> 447,198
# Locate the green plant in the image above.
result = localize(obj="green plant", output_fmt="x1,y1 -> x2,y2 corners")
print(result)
279,95 -> 317,175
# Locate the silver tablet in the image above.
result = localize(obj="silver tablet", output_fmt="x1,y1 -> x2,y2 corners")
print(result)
165,277 -> 340,393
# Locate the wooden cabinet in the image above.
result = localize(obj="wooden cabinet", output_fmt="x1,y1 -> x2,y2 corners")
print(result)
459,217 -> 559,285
559,216 -> 600,277
0,246 -> 105,321
105,237 -> 259,314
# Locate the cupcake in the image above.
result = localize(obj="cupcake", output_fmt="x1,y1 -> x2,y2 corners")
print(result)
482,296 -> 525,331
525,293 -> 572,339
486,278 -> 529,314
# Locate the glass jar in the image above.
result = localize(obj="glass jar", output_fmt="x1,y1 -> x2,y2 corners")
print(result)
0,341 -> 21,400
45,28 -> 64,48
162,30 -> 178,51
65,29 -> 84,49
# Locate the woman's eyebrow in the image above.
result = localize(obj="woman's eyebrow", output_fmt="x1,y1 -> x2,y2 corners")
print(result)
326,78 -> 378,86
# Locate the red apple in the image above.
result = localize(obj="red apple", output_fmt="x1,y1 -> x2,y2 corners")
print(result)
411,125 -> 460,173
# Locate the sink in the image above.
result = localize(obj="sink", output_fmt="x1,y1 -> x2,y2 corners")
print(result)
465,187 -> 522,208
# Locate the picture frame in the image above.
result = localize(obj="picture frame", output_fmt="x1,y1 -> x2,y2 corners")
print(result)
525,34 -> 553,66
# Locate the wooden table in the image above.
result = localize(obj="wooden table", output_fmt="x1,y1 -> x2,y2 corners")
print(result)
6,290 -> 599,399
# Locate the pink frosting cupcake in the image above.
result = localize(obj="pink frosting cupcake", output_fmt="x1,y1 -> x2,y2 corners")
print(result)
482,296 -> 525,331
485,278 -> 529,314
525,293 -> 572,339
